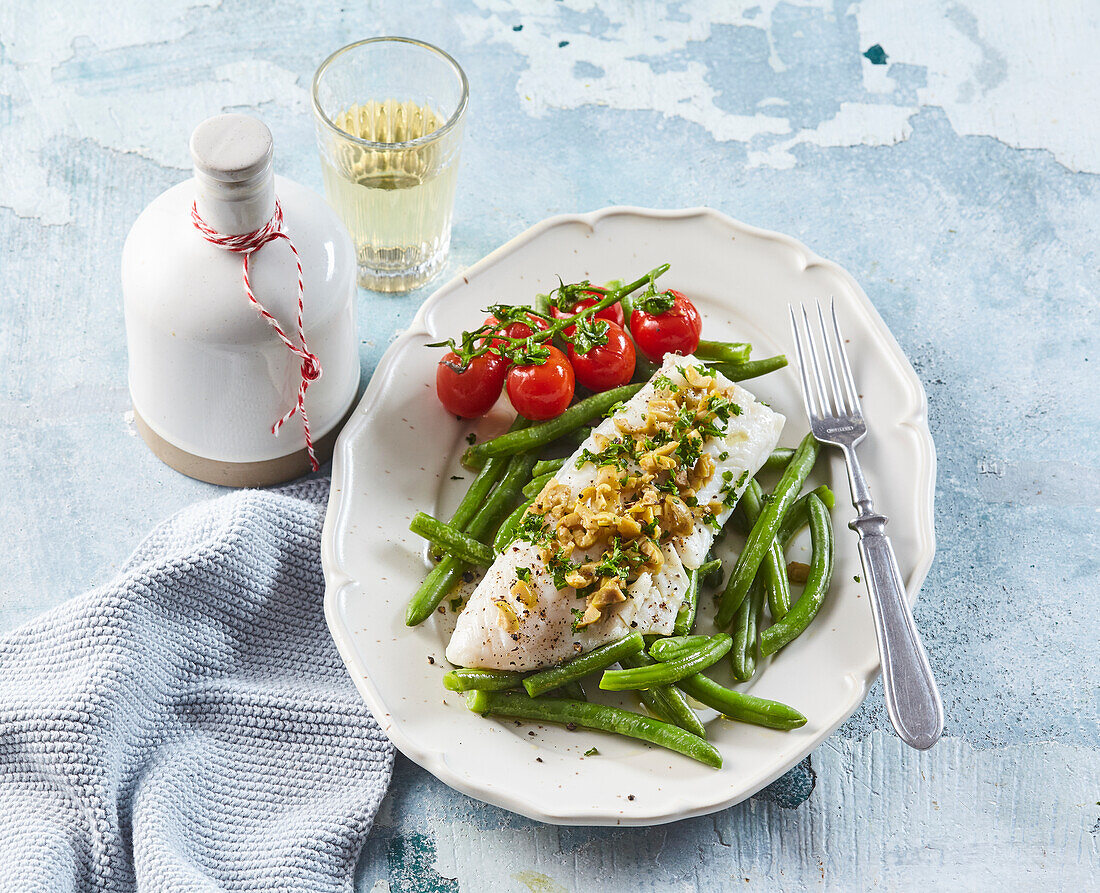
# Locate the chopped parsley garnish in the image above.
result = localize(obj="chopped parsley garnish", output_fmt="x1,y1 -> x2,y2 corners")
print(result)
515,512 -> 551,546
549,550 -> 579,590
583,747 -> 599,756
592,537 -> 634,580
576,436 -> 638,471
675,431 -> 703,467
465,432 -> 477,445
450,475 -> 464,480
516,566 -> 531,583
570,607 -> 585,631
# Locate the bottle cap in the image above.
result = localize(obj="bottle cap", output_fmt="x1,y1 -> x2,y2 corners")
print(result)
190,114 -> 273,186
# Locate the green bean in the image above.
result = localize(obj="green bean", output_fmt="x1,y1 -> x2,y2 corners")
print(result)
739,480 -> 792,622
410,512 -> 495,567
443,668 -> 523,692
406,452 -> 538,626
732,483 -> 835,539
534,291 -> 551,316
492,496 -> 536,553
619,651 -> 706,738
554,425 -> 595,450
463,384 -> 644,467
778,485 -> 836,546
618,287 -> 636,324
448,416 -> 530,526
532,457 -> 565,477
671,558 -> 722,637
672,570 -> 700,637
647,635 -> 711,662
695,340 -> 751,364
717,432 -> 819,628
710,355 -> 789,381
465,690 -> 721,768
761,495 -> 834,656
555,681 -> 586,701
632,355 -> 660,383
600,634 -> 732,690
731,578 -> 765,682
522,471 -> 556,499
675,674 -> 807,730
523,632 -> 644,697
699,557 -> 723,589
762,448 -> 796,472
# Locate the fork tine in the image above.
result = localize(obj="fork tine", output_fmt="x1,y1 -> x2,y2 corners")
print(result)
817,300 -> 848,416
830,299 -> 863,417
788,304 -> 820,421
801,304 -> 833,416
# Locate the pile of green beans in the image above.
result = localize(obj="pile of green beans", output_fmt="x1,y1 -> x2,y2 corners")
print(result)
760,494 -> 834,655
405,451 -> 537,626
405,293 -> 839,766
717,432 -> 820,628
738,480 -> 792,622
618,651 -> 706,738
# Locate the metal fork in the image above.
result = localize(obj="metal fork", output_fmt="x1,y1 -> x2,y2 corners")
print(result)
790,300 -> 944,750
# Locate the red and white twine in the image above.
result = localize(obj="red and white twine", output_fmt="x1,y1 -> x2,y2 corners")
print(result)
191,199 -> 322,471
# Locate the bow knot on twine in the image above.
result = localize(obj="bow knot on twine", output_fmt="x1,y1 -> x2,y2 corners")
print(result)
191,199 -> 321,471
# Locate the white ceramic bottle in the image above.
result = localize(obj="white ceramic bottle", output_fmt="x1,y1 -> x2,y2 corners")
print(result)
122,114 -> 360,487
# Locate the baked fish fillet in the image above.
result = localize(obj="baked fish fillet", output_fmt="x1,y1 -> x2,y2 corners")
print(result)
446,353 -> 785,671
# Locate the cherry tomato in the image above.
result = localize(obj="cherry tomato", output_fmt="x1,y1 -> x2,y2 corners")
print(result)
436,350 -> 507,418
550,292 -> 625,330
566,321 -> 636,392
483,313 -> 548,349
629,289 -> 703,362
506,346 -> 575,420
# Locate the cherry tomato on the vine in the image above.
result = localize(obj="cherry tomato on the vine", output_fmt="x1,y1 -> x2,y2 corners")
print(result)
435,350 -> 507,418
566,321 -> 636,392
629,289 -> 702,362
483,313 -> 548,349
550,292 -> 625,330
506,346 -> 575,420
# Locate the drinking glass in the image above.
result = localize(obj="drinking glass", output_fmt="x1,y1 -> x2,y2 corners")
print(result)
312,37 -> 468,292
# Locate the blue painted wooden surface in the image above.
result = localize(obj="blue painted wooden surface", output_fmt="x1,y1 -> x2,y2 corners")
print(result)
1,1 -> 1097,889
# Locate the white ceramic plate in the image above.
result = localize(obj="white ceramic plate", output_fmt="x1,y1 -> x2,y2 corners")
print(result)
322,207 -> 935,826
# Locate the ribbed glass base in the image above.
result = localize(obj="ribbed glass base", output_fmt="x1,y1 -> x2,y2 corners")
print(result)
357,238 -> 449,293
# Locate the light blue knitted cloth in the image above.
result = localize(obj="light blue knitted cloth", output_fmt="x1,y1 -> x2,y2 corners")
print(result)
0,480 -> 393,892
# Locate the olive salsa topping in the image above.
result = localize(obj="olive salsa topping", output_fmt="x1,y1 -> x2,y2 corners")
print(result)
507,364 -> 742,632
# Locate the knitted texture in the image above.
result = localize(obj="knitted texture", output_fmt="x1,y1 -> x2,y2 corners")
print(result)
0,480 -> 393,892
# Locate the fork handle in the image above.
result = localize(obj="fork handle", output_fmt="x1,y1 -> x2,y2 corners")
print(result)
850,512 -> 944,750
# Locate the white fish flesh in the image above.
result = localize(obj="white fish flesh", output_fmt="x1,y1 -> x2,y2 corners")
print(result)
445,354 -> 784,671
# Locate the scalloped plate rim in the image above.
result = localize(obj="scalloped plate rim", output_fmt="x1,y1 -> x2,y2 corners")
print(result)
322,205 -> 936,825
